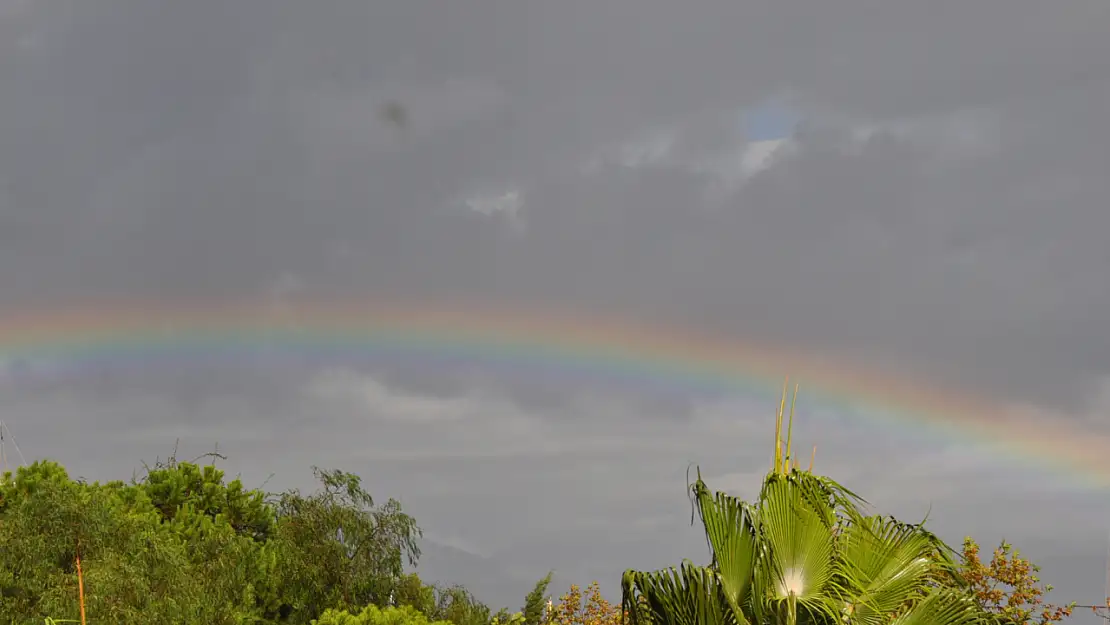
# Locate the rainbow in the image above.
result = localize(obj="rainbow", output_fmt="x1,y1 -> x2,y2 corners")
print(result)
0,296 -> 1106,488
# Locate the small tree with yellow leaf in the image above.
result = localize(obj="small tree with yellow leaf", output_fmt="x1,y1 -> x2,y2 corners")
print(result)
958,537 -> 1074,625
542,582 -> 624,625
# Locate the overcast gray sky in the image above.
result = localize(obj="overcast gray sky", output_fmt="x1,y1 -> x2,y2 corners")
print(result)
2,0 -> 1110,618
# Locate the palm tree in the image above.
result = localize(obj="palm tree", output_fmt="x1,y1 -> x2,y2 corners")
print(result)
621,382 -> 997,625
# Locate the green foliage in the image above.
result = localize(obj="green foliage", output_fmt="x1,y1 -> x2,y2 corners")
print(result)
270,467 -> 422,620
312,604 -> 453,625
489,612 -> 526,625
0,454 -> 440,625
138,455 -> 275,541
393,573 -> 441,616
623,465 -> 998,625
429,584 -> 492,625
522,572 -> 553,625
0,460 -> 259,624
620,385 -> 1001,625
387,573 -> 494,625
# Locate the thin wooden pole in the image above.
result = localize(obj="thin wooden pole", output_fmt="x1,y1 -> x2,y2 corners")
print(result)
76,547 -> 87,625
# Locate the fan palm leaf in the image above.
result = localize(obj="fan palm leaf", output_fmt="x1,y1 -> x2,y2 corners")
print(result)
835,515 -> 950,625
889,588 -> 999,625
621,382 -> 996,625
691,470 -> 757,621
622,561 -> 739,625
754,472 -> 842,624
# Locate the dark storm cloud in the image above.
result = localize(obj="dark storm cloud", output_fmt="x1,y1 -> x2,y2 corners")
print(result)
3,0 -> 1109,407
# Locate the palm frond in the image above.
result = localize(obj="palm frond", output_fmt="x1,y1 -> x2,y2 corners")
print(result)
754,473 -> 841,623
691,473 -> 757,617
889,588 -> 1000,625
836,515 -> 946,625
622,561 -> 740,625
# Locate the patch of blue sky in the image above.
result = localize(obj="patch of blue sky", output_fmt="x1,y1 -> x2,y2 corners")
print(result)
743,98 -> 801,142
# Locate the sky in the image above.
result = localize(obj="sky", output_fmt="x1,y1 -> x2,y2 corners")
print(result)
2,0 -> 1110,618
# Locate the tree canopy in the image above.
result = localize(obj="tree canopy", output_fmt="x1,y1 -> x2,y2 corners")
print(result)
0,454 -> 458,624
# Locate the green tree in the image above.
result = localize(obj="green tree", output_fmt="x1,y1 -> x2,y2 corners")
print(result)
620,384 -> 998,625
392,573 -> 440,616
431,583 -> 492,625
389,573 -> 494,625
491,613 -> 527,625
312,604 -> 453,625
487,572 -> 556,625
137,453 -> 275,541
0,455 -> 439,625
271,467 -> 422,622
0,461 -> 256,624
523,572 -> 554,625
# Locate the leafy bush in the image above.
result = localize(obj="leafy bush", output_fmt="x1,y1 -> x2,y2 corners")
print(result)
312,604 -> 454,625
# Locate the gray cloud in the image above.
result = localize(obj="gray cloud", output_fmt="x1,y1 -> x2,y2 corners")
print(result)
2,0 -> 1110,619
